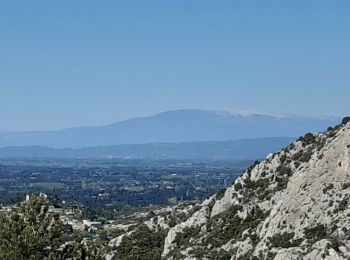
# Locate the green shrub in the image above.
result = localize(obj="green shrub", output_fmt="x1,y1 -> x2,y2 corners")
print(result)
114,224 -> 167,260
234,183 -> 243,191
246,161 -> 260,176
333,198 -> 348,214
342,117 -> 350,125
277,166 -> 293,177
342,183 -> 350,190
268,232 -> 302,248
279,154 -> 287,164
190,248 -> 232,259
297,133 -> 316,146
323,184 -> 334,194
244,178 -> 270,190
216,189 -> 226,200
168,217 -> 177,228
174,226 -> 201,248
205,206 -> 268,248
292,150 -> 313,163
294,161 -> 301,168
304,224 -> 327,242
275,177 -> 289,191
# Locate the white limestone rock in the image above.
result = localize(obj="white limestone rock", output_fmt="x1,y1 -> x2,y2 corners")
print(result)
114,120 -> 350,260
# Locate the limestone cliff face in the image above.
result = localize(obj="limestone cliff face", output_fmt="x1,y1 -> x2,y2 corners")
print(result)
113,118 -> 350,260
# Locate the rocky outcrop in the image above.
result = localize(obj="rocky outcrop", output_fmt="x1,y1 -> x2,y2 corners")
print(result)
113,118 -> 350,259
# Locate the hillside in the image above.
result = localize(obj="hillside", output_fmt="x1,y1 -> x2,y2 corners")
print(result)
0,137 -> 293,160
0,110 -> 338,148
108,117 -> 350,259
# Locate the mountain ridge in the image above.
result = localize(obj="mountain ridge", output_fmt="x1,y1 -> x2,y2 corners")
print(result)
0,109 -> 340,148
108,117 -> 350,259
0,137 -> 294,160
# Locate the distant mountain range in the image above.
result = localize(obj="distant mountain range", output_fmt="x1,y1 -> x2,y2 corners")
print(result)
0,110 -> 339,149
0,137 -> 294,160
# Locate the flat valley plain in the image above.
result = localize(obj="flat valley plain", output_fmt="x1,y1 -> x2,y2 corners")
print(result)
0,158 -> 250,220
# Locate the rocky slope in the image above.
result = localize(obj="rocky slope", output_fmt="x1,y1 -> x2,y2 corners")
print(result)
110,118 -> 350,260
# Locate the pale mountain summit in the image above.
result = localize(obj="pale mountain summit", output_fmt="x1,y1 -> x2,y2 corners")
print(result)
0,110 -> 338,148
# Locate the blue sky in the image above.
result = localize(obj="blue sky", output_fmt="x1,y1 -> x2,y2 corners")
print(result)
0,1 -> 349,130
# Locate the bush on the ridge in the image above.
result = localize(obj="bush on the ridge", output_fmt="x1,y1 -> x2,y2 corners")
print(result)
304,224 -> 327,242
114,224 -> 167,260
342,117 -> 350,125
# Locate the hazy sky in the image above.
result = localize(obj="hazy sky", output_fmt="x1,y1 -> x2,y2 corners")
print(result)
1,1 -> 350,131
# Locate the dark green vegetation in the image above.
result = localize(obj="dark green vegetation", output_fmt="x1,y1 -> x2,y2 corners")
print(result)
0,159 -> 248,219
342,117 -> 350,125
0,196 -> 108,260
292,149 -> 313,163
205,205 -> 269,249
166,204 -> 270,259
268,232 -> 303,248
0,197 -> 63,259
304,224 -> 327,242
113,224 -> 168,260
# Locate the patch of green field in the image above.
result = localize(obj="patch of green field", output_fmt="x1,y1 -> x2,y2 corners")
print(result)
29,182 -> 65,190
